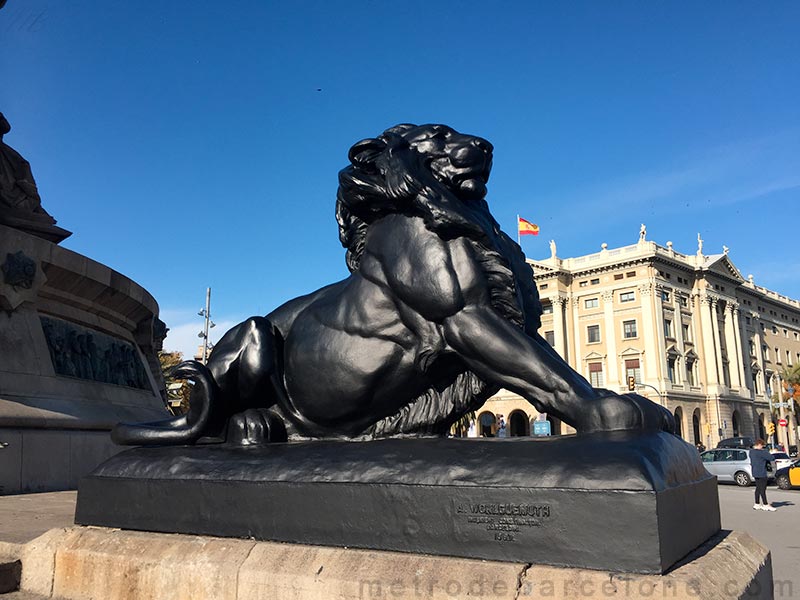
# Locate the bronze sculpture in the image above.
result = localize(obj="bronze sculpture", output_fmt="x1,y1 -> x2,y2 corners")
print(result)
113,124 -> 674,446
0,112 -> 71,242
0,112 -> 46,215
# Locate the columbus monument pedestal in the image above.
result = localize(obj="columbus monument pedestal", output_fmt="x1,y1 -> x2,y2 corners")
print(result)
0,112 -> 168,494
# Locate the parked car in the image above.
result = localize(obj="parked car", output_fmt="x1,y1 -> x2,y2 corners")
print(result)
700,448 -> 775,486
716,437 -> 754,449
769,452 -> 795,471
775,460 -> 800,490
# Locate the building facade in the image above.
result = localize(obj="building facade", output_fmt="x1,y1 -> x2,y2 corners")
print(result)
476,236 -> 800,451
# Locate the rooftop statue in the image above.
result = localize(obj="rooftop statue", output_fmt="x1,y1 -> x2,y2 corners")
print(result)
113,124 -> 674,446
0,112 -> 70,242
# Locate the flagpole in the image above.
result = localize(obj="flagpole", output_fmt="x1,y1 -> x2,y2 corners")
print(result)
516,214 -> 520,245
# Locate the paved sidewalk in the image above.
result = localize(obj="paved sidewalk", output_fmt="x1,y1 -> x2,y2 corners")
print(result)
0,492 -> 76,545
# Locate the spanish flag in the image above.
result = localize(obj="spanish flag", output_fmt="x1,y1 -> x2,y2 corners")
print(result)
518,216 -> 539,236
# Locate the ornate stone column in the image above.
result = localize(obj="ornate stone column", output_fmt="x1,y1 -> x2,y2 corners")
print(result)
552,295 -> 568,362
638,282 -> 661,388
724,302 -> 745,392
601,290 -> 618,383
570,296 -> 582,372
697,293 -> 721,388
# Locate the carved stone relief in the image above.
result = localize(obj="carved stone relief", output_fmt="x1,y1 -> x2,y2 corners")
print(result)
40,315 -> 150,390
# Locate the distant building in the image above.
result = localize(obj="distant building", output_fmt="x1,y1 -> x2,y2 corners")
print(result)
476,236 -> 800,449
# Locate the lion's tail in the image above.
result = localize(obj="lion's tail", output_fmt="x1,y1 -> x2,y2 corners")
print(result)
111,360 -> 219,446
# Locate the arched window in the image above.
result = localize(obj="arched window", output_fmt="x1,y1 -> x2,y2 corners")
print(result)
478,411 -> 496,437
692,409 -> 702,446
546,415 -> 562,436
732,410 -> 741,437
673,407 -> 684,439
509,411 -> 529,437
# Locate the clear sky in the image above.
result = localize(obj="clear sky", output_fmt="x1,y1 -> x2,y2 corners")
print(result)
2,1 -> 799,358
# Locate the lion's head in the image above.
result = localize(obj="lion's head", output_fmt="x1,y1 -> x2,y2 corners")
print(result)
336,124 -> 501,271
336,124 -> 541,333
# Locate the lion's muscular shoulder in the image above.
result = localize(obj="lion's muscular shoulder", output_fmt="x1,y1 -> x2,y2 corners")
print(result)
360,214 -> 488,321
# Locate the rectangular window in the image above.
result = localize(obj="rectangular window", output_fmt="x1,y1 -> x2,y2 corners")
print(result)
625,359 -> 641,384
682,323 -> 691,342
620,291 -> 635,303
584,298 -> 599,309
590,278 -> 600,285
587,324 -> 601,344
626,271 -> 636,278
664,319 -> 673,339
614,273 -> 624,281
539,283 -> 548,290
679,296 -> 688,307
667,356 -> 677,383
588,362 -> 604,387
545,330 -> 555,347
542,303 -> 553,314
661,290 -> 671,302
623,320 -> 638,339
685,359 -> 695,386
579,281 -> 588,287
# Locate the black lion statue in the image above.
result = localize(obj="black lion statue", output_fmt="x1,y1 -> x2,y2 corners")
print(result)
113,124 -> 674,446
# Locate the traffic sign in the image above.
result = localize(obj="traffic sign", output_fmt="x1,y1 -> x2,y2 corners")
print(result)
533,420 -> 551,436
779,418 -> 788,427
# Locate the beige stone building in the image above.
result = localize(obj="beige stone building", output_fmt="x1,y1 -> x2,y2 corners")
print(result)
476,235 -> 800,451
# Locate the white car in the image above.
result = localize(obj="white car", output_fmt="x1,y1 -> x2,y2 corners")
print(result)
770,452 -> 794,471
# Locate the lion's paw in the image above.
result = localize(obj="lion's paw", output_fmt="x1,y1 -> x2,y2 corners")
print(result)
226,408 -> 288,445
577,392 -> 675,435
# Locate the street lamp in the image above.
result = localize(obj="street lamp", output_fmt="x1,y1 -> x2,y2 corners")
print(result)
197,287 -> 215,364
788,384 -> 798,453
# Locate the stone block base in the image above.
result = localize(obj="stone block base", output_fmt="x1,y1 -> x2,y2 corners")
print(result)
76,433 -> 720,574
15,527 -> 772,600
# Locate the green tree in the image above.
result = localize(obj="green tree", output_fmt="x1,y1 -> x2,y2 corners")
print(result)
159,351 -> 191,415
780,364 -> 800,414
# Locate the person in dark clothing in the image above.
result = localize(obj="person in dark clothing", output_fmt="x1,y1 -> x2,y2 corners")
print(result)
750,439 -> 776,511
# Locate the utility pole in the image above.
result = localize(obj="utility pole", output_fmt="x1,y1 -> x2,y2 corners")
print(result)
197,287 -> 215,364
777,373 -> 790,450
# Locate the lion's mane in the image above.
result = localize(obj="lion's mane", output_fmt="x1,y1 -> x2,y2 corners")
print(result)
335,124 -> 543,436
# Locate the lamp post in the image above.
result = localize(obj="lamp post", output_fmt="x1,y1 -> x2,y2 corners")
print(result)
787,384 -> 797,452
775,373 -> 790,451
197,287 -> 215,364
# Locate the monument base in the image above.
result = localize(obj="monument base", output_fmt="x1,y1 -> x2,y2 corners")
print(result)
77,432 -> 719,574
15,527 -> 771,600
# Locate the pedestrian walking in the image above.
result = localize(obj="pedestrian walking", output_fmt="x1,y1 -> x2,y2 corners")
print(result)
750,439 -> 776,511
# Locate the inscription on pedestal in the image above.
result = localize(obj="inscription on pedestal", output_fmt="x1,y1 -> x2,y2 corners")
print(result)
40,315 -> 150,389
454,500 -> 550,543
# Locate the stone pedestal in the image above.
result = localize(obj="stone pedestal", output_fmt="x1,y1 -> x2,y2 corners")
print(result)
77,432 -> 720,574
0,223 -> 168,494
12,527 -> 773,600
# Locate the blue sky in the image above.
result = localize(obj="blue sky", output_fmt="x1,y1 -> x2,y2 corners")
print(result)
2,1 -> 799,358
